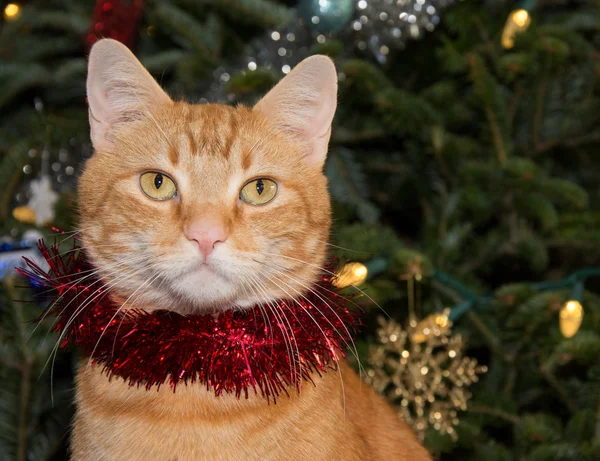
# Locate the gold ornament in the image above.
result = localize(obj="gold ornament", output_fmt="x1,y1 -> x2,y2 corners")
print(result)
12,205 -> 36,224
501,9 -> 531,49
4,3 -> 20,21
411,309 -> 451,344
559,300 -> 583,338
333,262 -> 368,288
366,315 -> 487,441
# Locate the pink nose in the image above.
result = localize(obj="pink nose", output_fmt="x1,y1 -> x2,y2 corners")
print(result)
185,220 -> 228,260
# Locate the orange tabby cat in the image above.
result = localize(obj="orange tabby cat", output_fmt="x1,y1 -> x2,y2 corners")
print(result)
72,38 -> 431,460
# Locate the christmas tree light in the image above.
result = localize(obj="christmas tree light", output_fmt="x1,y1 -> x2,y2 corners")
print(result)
559,282 -> 584,338
501,7 -> 532,49
3,3 -> 20,21
333,261 -> 368,288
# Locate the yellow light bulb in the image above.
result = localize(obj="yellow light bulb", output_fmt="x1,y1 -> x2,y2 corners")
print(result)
559,300 -> 583,338
512,9 -> 530,27
501,9 -> 531,49
4,3 -> 20,20
333,262 -> 368,289
353,264 -> 368,279
435,313 -> 449,328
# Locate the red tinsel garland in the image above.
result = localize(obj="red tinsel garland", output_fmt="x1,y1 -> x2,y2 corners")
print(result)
86,0 -> 144,51
18,240 -> 359,401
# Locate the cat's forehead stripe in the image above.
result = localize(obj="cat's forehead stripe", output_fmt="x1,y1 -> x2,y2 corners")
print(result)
185,128 -> 197,159
221,111 -> 238,160
241,147 -> 253,171
168,140 -> 179,165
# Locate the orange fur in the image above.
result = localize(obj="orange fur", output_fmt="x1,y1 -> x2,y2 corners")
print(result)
73,362 -> 429,460
73,39 -> 431,460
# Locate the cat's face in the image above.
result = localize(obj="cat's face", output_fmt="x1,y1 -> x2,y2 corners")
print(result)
79,39 -> 337,314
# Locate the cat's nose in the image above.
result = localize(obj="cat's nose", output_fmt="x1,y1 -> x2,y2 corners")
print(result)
185,220 -> 228,260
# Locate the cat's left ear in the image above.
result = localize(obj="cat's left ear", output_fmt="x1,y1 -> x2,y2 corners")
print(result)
254,55 -> 337,168
87,39 -> 173,152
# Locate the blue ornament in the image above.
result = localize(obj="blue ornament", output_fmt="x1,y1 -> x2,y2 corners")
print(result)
298,0 -> 355,34
0,240 -> 36,281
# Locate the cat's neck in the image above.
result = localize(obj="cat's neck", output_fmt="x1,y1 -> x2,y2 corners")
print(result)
76,359 -> 334,419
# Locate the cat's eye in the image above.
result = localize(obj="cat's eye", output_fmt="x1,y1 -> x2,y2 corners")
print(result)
139,172 -> 177,200
240,178 -> 277,206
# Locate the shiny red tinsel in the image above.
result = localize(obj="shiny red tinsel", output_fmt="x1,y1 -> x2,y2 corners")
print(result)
85,0 -> 144,51
18,240 -> 359,400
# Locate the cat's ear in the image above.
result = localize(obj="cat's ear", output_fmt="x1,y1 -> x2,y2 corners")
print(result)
254,55 -> 337,168
86,39 -> 172,152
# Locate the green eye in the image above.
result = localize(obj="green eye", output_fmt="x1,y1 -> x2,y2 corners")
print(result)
240,178 -> 277,206
140,172 -> 177,200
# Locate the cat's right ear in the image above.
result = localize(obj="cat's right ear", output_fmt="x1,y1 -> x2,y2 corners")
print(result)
86,39 -> 172,152
254,55 -> 337,169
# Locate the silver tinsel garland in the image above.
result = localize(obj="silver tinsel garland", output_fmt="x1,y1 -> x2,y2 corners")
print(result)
211,0 -> 455,101
354,0 -> 454,63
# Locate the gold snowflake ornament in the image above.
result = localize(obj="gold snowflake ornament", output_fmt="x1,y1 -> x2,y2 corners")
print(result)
366,310 -> 487,441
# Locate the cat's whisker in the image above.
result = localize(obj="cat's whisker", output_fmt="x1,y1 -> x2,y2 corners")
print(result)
29,246 -> 134,286
110,272 -> 163,360
320,241 -> 367,253
239,274 -> 271,343
46,225 -> 101,242
52,261 -> 150,346
245,273 -> 301,386
46,262 -> 153,402
46,278 -> 113,403
45,260 -> 150,376
265,270 -> 359,364
249,270 -> 299,378
44,229 -> 82,237
287,235 -> 367,254
244,273 -> 299,384
246,267 -> 340,386
90,270 -> 161,368
32,249 -> 152,294
31,253 -> 151,338
244,276 -> 281,372
246,255 -> 362,335
239,273 -> 274,348
240,274 -> 285,364
263,274 -> 347,416
257,258 -> 365,317
51,241 -> 161,259
261,264 -> 364,379
28,248 -> 155,295
46,265 -> 142,367
260,276 -> 336,364
56,230 -> 83,247
262,252 -> 390,319
44,226 -> 101,250
30,259 -> 150,353
259,258 -> 366,314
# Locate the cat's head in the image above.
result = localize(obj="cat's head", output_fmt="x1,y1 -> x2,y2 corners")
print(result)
79,39 -> 337,314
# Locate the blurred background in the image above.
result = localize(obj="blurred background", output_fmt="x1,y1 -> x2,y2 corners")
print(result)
1,0 -> 600,459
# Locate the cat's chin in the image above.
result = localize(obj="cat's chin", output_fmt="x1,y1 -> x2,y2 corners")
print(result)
105,262 -> 275,316
160,266 -> 266,315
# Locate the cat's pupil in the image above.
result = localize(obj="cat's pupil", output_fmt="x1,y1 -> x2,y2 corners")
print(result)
256,179 -> 264,195
154,173 -> 163,189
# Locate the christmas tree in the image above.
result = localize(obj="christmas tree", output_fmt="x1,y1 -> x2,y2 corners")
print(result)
1,0 -> 600,459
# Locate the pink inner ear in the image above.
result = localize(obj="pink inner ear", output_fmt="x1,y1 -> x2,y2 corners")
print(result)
254,55 -> 338,167
86,39 -> 172,151
305,90 -> 337,141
